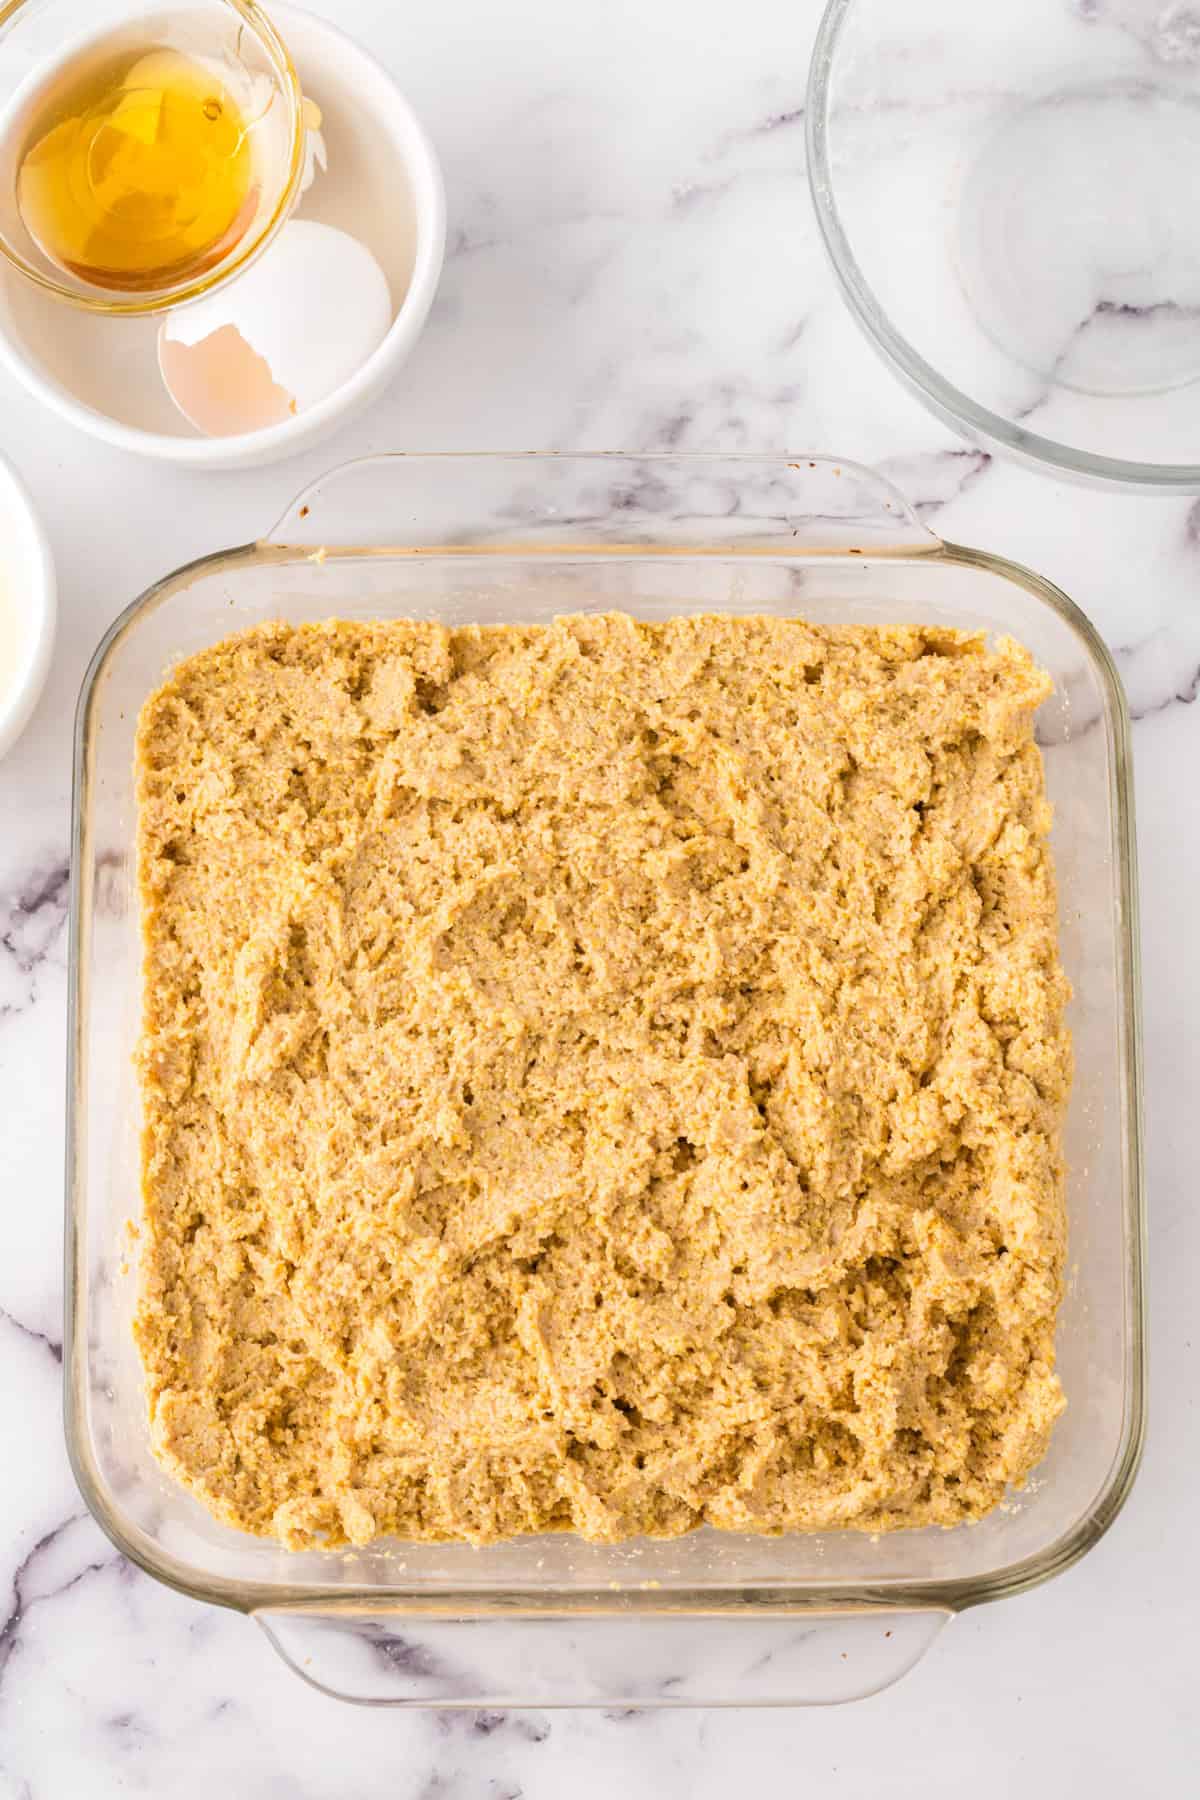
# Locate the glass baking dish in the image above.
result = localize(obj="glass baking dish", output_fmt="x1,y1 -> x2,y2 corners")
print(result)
65,454 -> 1145,1707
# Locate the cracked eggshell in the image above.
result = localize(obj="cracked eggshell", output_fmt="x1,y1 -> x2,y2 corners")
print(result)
157,219 -> 393,436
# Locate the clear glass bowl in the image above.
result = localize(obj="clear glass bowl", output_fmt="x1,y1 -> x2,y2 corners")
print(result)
808,0 -> 1200,490
66,455 -> 1146,1706
0,0 -> 305,314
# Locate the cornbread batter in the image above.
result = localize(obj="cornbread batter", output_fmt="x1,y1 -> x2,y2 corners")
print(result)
134,614 -> 1070,1549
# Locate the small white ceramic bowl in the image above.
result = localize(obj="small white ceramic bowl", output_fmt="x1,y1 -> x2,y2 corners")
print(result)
0,450 -> 55,760
0,5 -> 445,469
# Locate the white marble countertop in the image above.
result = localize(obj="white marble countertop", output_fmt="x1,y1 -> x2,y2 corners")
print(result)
1,0 -> 1197,1791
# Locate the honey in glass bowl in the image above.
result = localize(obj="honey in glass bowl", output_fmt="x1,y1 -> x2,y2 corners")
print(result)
0,1 -> 304,315
15,40 -> 257,292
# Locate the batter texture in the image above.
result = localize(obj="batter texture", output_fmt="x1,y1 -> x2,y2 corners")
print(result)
134,614 -> 1071,1549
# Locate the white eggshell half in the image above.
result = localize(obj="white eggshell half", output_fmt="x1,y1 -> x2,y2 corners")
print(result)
159,220 -> 393,433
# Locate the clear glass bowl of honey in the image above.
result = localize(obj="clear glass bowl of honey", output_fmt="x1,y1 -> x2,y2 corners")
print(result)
0,0 -> 305,313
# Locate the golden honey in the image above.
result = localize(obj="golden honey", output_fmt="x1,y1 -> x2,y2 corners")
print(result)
16,44 -> 255,293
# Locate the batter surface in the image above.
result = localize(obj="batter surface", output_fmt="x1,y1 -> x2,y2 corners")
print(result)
134,614 -> 1070,1549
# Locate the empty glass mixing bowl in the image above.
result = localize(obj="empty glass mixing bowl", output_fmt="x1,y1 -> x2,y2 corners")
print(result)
808,0 -> 1200,489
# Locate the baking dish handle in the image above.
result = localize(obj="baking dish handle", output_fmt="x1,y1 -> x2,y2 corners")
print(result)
253,1604 -> 952,1707
263,452 -> 939,555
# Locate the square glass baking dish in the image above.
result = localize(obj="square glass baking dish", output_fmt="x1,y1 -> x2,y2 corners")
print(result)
66,454 -> 1145,1707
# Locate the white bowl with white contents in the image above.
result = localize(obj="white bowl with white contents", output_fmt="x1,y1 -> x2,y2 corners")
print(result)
0,450 -> 55,760
0,5 -> 445,468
